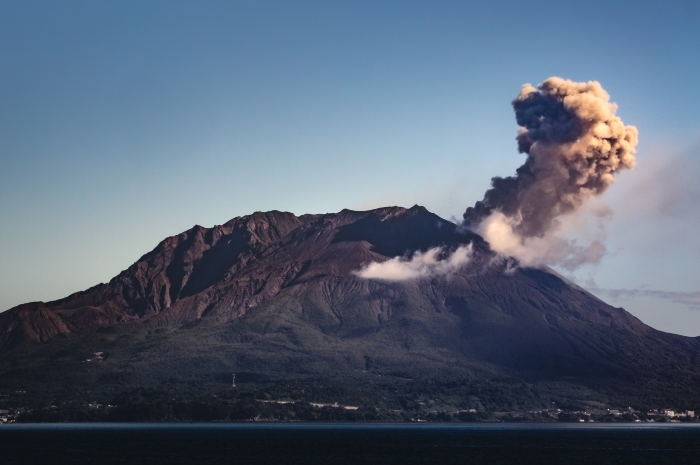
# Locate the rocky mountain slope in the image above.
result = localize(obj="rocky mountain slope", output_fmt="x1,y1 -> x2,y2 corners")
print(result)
1,206 -> 699,415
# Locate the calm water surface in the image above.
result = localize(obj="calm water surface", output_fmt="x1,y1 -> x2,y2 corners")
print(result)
1,422 -> 700,464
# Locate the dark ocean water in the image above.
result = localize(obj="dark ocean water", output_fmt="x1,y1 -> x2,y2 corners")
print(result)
1,423 -> 700,465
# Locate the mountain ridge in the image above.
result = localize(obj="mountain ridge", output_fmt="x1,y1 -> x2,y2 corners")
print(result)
0,205 -> 465,345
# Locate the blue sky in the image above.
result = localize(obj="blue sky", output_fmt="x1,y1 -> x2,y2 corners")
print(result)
1,0 -> 699,335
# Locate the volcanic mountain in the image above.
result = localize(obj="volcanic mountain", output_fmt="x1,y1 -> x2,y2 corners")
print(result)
2,206 -> 700,418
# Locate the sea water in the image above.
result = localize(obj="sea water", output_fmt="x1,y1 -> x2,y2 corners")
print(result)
1,422 -> 700,464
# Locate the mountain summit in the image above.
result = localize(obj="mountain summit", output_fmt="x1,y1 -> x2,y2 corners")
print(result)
1,206 -> 699,418
1,205 -> 472,345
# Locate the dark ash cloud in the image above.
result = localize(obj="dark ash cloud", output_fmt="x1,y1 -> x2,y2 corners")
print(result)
463,77 -> 638,269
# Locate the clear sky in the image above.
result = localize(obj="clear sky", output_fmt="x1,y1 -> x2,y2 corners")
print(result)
2,0 -> 699,335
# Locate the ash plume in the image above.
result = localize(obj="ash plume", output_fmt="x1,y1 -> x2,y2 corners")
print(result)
464,77 -> 638,268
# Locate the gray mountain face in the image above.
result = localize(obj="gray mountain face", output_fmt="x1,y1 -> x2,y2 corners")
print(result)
1,206 -> 699,412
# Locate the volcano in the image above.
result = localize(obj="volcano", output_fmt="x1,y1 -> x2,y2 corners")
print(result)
1,206 -> 699,420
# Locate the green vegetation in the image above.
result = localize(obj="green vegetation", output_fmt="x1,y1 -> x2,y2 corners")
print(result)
3,298 -> 700,423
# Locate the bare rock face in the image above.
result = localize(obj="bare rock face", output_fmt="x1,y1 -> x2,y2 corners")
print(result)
1,206 -> 467,344
0,303 -> 71,346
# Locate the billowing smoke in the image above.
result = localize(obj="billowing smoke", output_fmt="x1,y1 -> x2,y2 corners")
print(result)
464,77 -> 638,268
355,77 -> 637,280
354,245 -> 472,281
476,211 -> 606,271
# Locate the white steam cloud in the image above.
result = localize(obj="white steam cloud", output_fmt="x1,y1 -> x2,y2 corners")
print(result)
475,211 -> 606,271
355,245 -> 473,281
